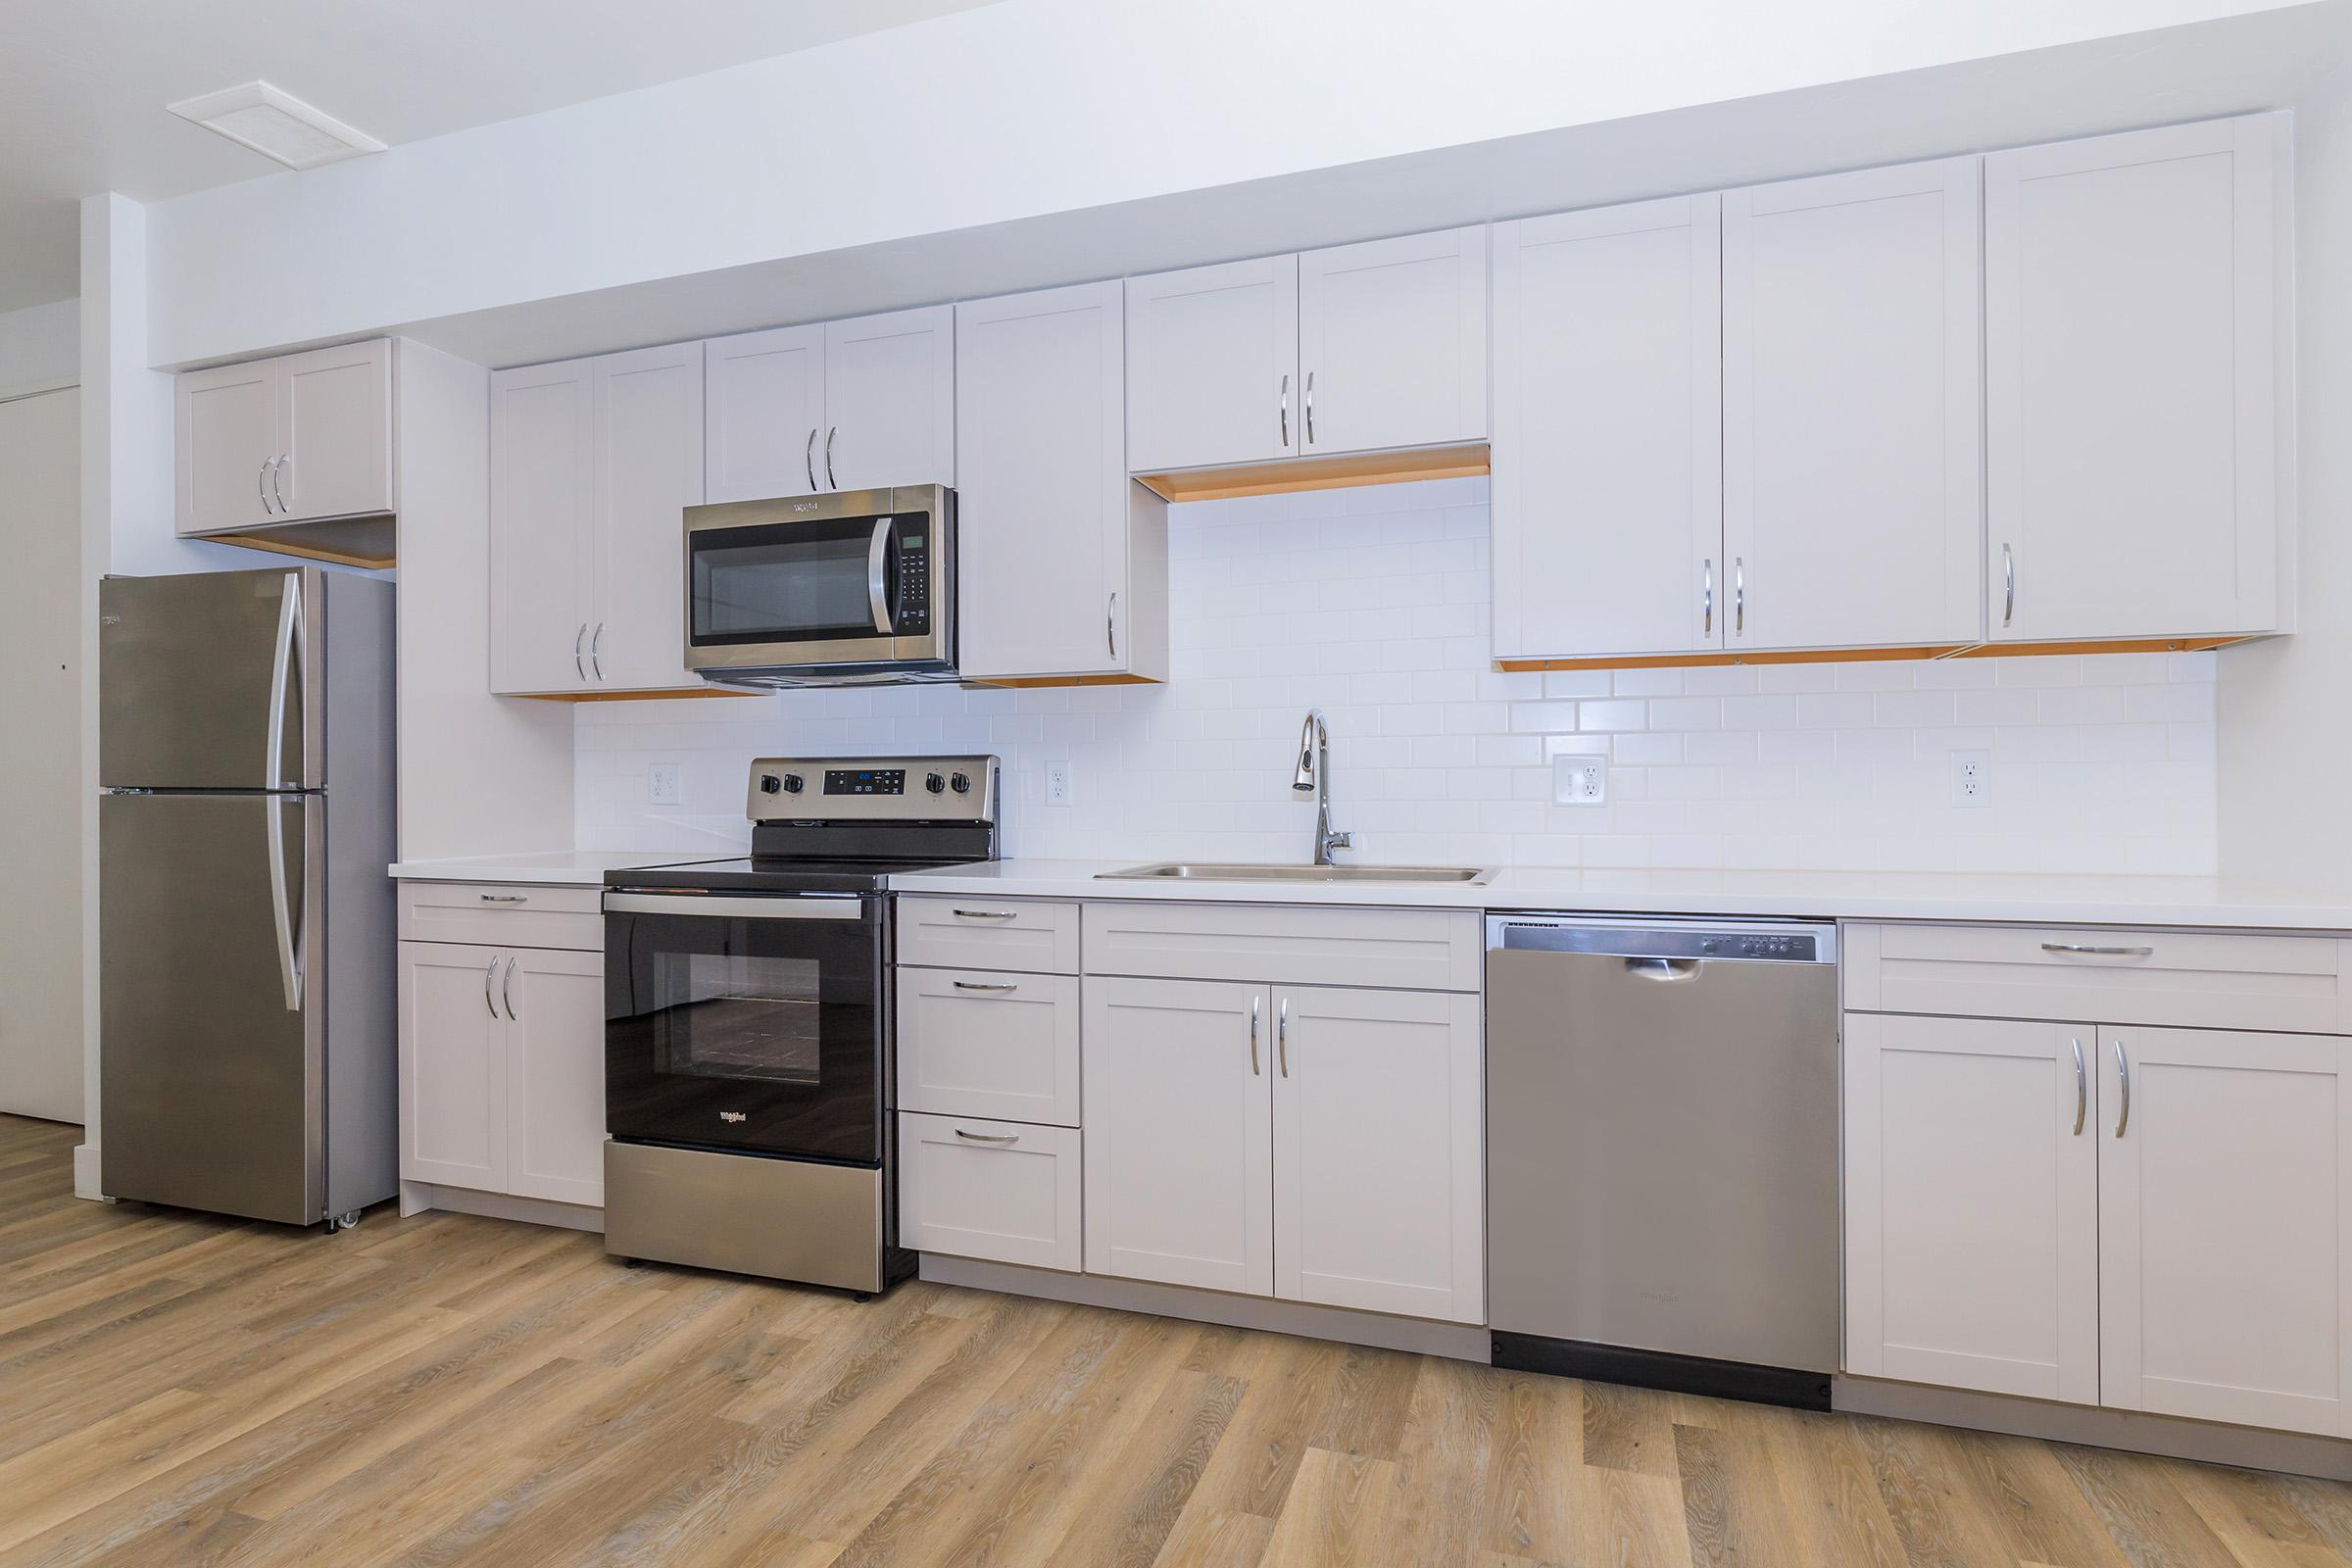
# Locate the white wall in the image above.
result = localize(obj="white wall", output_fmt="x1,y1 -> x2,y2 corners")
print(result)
2221,59 -> 2352,888
0,298 -> 77,396
580,480 -> 2219,875
142,0 -> 2313,368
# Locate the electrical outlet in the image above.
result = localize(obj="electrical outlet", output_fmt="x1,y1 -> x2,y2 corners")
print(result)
648,762 -> 683,807
1045,760 -> 1074,808
1951,750 -> 1991,808
1552,754 -> 1607,806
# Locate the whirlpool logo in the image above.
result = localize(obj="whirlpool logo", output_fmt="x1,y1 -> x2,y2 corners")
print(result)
719,1110 -> 748,1124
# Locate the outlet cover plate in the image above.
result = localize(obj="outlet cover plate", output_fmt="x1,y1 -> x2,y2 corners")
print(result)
1552,754 -> 1608,806
1951,750 -> 1991,808
649,761 -> 683,807
1045,760 -> 1074,808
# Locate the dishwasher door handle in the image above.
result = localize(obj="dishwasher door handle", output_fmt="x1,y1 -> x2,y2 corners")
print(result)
1625,956 -> 1701,981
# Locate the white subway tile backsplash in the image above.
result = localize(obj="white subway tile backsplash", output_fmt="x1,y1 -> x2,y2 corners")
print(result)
575,480 -> 2219,874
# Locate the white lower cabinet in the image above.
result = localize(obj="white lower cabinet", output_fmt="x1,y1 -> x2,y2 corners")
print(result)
502,950 -> 608,1207
399,942 -> 511,1192
898,966 -> 1081,1127
899,1112 -> 1081,1271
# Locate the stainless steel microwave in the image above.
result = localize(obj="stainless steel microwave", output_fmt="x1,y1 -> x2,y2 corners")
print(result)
683,485 -> 956,686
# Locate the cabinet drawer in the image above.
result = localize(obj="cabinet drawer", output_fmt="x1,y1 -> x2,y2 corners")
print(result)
898,968 -> 1080,1126
1082,901 -> 1481,992
896,896 -> 1078,974
1845,922 -> 2352,1034
399,882 -> 606,952
898,1112 -> 1081,1271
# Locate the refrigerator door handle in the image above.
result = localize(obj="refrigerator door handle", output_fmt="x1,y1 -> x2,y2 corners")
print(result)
266,571 -> 302,790
267,796 -> 303,1012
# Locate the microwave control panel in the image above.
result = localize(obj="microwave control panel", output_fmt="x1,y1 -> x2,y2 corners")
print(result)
890,517 -> 929,635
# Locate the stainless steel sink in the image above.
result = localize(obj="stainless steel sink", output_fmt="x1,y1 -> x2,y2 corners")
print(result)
1097,861 -> 1495,886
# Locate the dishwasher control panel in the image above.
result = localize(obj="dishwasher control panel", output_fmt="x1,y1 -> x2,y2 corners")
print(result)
1486,917 -> 1835,963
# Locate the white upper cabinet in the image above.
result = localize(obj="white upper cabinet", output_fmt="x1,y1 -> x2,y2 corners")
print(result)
1985,113 -> 2287,643
175,339 -> 394,536
1723,157 -> 1984,652
1125,255 -> 1298,473
489,359 -> 597,696
593,342 -> 705,690
1297,227 -> 1489,457
1492,196 -> 1722,662
705,324 -> 824,503
821,305 -> 955,491
2099,1026 -> 2349,1438
956,281 -> 1168,683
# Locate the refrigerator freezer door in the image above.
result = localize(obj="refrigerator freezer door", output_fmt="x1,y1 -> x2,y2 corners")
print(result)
101,791 -> 323,1224
100,568 -> 322,790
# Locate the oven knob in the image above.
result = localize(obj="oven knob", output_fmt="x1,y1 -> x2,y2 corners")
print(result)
782,774 -> 805,794
950,771 -> 971,795
925,772 -> 946,795
759,774 -> 782,795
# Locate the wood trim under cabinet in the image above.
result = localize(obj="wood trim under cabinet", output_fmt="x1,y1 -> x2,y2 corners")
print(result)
513,687 -> 762,703
1135,440 -> 1489,504
202,525 -> 396,569
1499,633 -> 2263,673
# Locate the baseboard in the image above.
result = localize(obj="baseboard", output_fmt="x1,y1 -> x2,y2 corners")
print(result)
1835,1375 -> 2352,1482
399,1180 -> 603,1235
918,1254 -> 1492,1362
73,1141 -> 100,1200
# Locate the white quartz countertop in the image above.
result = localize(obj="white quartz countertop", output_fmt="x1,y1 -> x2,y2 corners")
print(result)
887,858 -> 2352,932
387,850 -> 738,886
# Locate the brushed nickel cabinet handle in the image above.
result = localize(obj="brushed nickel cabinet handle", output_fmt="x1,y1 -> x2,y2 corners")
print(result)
954,1128 -> 1019,1145
1250,994 -> 1261,1077
483,956 -> 500,1019
590,623 -> 606,682
478,894 -> 528,904
271,455 -> 290,514
573,623 -> 588,682
2113,1038 -> 2131,1138
1277,996 -> 1290,1078
259,459 -> 274,515
1304,369 -> 1316,446
1702,559 -> 1714,637
1106,591 -> 1118,662
2041,942 -> 2153,957
1279,373 -> 1290,449
2071,1038 -> 2086,1136
824,426 -> 837,489
805,427 -> 818,493
2003,543 -> 2016,627
1734,558 -> 1745,636
501,956 -> 517,1020
953,979 -> 1019,993
950,908 -> 1015,920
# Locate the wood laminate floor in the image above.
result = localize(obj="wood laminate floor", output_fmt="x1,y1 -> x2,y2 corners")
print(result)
3,1113 -> 2350,1567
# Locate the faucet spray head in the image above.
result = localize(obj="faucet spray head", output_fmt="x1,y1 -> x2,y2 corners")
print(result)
1293,710 -> 1321,792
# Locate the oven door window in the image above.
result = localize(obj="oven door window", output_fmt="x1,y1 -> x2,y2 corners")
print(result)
606,900 -> 882,1162
688,516 -> 902,648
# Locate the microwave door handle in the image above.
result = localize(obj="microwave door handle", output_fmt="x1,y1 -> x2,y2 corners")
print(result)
866,516 -> 893,634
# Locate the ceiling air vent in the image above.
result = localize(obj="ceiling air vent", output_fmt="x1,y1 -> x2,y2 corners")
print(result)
166,81 -> 385,172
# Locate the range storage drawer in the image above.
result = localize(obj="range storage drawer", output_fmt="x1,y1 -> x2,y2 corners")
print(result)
898,1111 -> 1081,1271
1082,901 -> 1482,992
897,967 -> 1081,1126
398,882 -> 605,952
896,896 -> 1080,974
1843,922 -> 2352,1034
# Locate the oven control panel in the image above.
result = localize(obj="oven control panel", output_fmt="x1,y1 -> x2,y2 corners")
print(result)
748,756 -> 998,822
824,767 -> 906,796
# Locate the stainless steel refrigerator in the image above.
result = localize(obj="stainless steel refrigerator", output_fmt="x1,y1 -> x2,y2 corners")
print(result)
100,566 -> 396,1228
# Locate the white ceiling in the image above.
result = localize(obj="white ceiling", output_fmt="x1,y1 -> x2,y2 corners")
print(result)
0,0 -> 1003,314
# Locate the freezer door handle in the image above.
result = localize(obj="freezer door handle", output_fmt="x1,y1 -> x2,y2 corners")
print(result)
267,795 -> 304,1012
265,571 -> 302,790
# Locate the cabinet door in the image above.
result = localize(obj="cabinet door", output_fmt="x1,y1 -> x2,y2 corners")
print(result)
175,360 -> 278,536
1298,226 -> 1488,456
1986,114 -> 2285,641
1492,198 -> 1721,661
821,305 -> 955,490
1082,976 -> 1272,1295
957,282 -> 1164,682
1271,986 -> 1483,1323
593,342 -> 704,690
2100,1026 -> 2349,1437
1124,256 -> 1298,472
397,942 -> 508,1192
705,324 -> 826,504
1724,157 -> 1983,651
274,339 -> 393,522
1843,1012 -> 2098,1403
504,949 -> 607,1208
489,360 -> 597,695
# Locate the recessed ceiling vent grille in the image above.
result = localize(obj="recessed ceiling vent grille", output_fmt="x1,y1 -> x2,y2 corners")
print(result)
166,81 -> 385,172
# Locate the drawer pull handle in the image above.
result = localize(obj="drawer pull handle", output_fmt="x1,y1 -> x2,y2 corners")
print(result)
954,1128 -> 1020,1145
951,908 -> 1016,920
478,894 -> 528,904
2040,942 -> 2153,957
952,980 -> 1019,994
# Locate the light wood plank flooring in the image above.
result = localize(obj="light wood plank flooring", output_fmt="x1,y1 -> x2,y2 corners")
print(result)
4,1112 -> 2350,1566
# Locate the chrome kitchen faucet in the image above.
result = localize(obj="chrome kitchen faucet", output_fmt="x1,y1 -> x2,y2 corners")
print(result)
1292,709 -> 1354,867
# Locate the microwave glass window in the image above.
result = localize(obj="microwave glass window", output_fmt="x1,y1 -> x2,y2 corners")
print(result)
694,535 -> 875,641
653,952 -> 823,1086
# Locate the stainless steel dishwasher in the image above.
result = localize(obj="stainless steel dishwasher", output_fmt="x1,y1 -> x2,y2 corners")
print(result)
1485,914 -> 1839,1409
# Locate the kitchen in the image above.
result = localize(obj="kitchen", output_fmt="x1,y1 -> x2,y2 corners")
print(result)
10,2 -> 2352,1562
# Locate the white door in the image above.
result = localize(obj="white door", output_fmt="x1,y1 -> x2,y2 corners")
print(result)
1297,226 -> 1488,457
821,305 -> 955,490
1271,986 -> 1483,1323
1491,197 -> 1722,662
592,342 -> 704,690
397,942 -> 509,1192
489,360 -> 596,694
1124,256 -> 1298,472
956,281 -> 1145,681
1986,113 -> 2285,642
504,949 -> 607,1208
175,359 -> 278,535
0,388 -> 82,1123
1723,157 -> 1984,652
273,339 -> 393,522
1082,976 -> 1272,1295
2099,1025 -> 2348,1437
705,324 -> 826,504
1843,1011 -> 2098,1403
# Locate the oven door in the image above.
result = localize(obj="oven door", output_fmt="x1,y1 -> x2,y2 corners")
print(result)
683,489 -> 944,672
605,891 -> 884,1163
